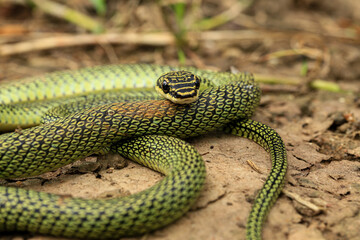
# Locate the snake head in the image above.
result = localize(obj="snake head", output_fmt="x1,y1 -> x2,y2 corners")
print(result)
155,71 -> 201,104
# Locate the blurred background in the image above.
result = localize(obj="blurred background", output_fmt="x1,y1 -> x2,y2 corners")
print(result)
0,1 -> 359,240
1,0 -> 359,82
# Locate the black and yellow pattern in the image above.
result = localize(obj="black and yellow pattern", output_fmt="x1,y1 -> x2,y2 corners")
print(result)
155,70 -> 203,104
0,64 -> 287,240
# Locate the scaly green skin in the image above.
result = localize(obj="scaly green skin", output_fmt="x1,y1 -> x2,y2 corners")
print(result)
0,64 -> 245,130
0,135 -> 206,239
224,119 -> 287,240
0,88 -> 160,130
0,64 -> 239,105
0,64 -> 287,240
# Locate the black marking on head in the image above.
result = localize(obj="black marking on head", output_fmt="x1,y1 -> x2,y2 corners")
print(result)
156,70 -> 202,103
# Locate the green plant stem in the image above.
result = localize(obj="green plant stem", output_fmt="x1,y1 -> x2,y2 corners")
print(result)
31,0 -> 104,33
310,79 -> 343,92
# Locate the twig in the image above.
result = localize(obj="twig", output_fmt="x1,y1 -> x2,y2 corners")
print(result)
282,189 -> 324,214
193,2 -> 243,30
98,43 -> 119,63
260,85 -> 299,93
0,30 -> 288,57
254,74 -> 303,86
259,48 -> 324,62
246,160 -> 263,174
0,32 -> 176,56
1,29 -> 359,57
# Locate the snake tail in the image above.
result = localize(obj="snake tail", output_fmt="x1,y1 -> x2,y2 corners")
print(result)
0,135 -> 206,239
224,119 -> 287,240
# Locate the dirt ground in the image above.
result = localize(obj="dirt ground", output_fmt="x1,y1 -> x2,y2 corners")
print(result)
0,0 -> 359,240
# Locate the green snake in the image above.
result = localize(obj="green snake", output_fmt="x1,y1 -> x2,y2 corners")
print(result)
0,64 -> 287,240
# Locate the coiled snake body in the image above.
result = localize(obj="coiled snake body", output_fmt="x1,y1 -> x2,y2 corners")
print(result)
0,64 -> 287,240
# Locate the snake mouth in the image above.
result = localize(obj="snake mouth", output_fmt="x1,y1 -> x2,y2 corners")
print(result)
155,85 -> 199,104
168,95 -> 199,104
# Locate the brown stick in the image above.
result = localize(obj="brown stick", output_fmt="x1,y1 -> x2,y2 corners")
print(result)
1,30 -> 359,57
282,189 -> 324,214
0,32 -> 176,56
0,30 -> 290,57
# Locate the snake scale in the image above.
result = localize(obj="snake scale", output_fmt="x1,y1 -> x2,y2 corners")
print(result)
0,64 -> 287,240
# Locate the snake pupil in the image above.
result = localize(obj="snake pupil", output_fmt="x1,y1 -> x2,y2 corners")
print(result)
162,80 -> 170,93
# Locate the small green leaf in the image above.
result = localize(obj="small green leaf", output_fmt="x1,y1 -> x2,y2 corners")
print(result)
177,48 -> 186,65
171,2 -> 186,25
90,0 -> 106,16
301,60 -> 308,77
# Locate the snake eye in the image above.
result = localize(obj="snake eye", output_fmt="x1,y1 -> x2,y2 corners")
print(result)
195,77 -> 200,89
162,80 -> 170,93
